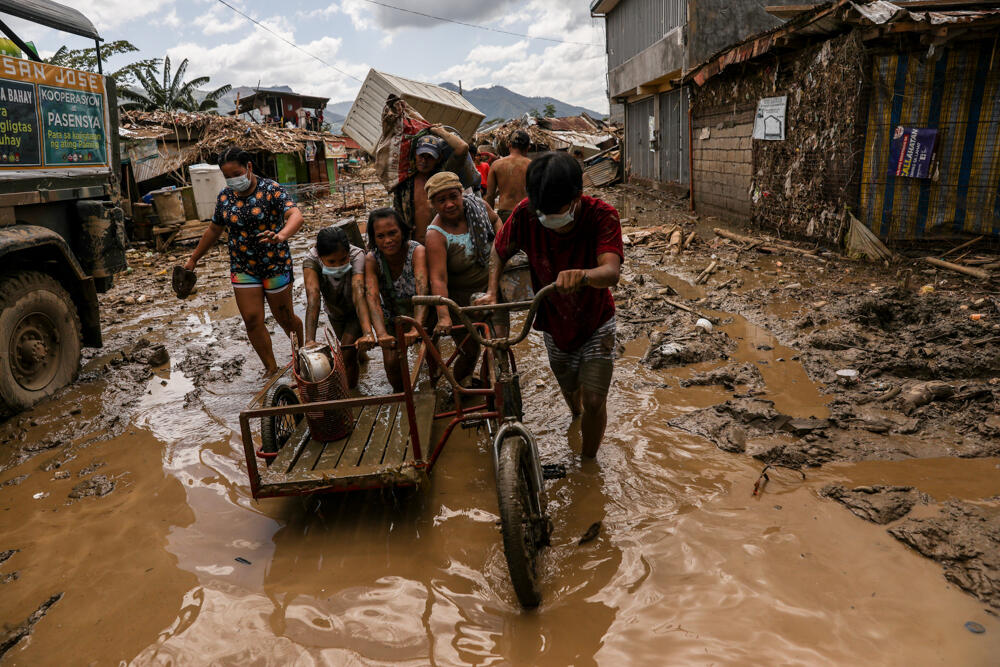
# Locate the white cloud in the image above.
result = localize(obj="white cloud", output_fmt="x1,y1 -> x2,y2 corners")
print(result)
72,0 -> 176,31
163,10 -> 182,29
167,25 -> 366,106
339,0 -> 522,31
467,41 -> 529,64
194,4 -> 245,36
429,3 -> 609,114
295,3 -> 340,21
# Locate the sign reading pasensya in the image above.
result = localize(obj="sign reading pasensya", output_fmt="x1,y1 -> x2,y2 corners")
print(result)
0,55 -> 110,177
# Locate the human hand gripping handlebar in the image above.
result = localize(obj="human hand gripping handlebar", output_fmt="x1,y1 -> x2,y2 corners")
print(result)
411,284 -> 557,349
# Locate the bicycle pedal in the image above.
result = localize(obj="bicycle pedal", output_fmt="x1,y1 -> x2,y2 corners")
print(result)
542,463 -> 567,480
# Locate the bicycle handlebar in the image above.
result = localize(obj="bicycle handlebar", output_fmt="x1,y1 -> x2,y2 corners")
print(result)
412,283 -> 557,349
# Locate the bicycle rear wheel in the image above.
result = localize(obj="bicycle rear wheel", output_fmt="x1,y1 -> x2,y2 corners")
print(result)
497,434 -> 548,608
261,382 -> 302,462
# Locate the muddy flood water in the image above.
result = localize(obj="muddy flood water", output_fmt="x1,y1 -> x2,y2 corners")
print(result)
2,191 -> 999,665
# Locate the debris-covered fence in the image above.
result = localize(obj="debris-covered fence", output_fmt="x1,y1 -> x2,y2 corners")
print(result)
691,32 -> 867,243
860,39 -> 1000,241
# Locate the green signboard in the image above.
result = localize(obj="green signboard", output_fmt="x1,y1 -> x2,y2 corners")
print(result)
38,84 -> 106,166
0,77 -> 40,166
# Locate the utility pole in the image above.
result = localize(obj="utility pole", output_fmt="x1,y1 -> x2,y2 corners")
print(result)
459,80 -> 463,96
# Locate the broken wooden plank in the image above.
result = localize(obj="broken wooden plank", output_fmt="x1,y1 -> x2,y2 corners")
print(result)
924,256 -> 991,281
939,235 -> 984,260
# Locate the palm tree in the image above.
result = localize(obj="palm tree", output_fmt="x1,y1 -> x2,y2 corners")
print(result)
46,40 -> 159,87
118,55 -> 231,113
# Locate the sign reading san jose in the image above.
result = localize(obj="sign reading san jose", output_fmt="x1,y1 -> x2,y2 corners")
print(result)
38,85 -> 106,166
0,77 -> 41,166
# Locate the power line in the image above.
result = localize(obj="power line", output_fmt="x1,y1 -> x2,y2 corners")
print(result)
359,0 -> 603,47
215,0 -> 364,83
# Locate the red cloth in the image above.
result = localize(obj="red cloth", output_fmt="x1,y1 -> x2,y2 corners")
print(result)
476,161 -> 490,186
494,195 -> 623,351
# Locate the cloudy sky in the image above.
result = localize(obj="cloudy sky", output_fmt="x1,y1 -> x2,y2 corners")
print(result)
6,0 -> 609,112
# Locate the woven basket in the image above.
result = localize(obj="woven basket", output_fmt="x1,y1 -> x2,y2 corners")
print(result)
293,331 -> 353,442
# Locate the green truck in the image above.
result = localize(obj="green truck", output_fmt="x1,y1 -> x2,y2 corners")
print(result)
0,0 -> 126,415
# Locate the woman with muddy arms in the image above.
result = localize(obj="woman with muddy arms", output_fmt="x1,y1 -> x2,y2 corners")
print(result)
302,226 -> 375,389
363,208 -> 431,392
184,146 -> 304,379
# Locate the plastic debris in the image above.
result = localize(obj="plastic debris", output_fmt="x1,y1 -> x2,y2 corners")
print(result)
964,621 -> 985,634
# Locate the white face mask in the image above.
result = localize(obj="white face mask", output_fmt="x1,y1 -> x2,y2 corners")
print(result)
226,170 -> 251,192
537,202 -> 576,230
322,264 -> 351,278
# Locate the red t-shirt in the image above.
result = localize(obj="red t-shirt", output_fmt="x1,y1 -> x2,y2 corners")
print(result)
494,195 -> 623,351
476,161 -> 490,186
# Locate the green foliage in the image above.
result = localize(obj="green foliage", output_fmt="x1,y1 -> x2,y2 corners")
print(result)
528,108 -> 540,118
117,55 -> 232,113
543,103 -> 557,118
45,40 -> 159,86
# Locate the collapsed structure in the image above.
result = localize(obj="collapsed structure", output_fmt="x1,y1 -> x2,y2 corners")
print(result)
592,0 -> 1000,245
686,0 -> 1000,243
118,110 -> 359,198
475,114 -> 624,186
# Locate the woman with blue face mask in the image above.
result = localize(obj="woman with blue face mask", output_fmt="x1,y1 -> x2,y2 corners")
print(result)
184,145 -> 304,380
302,226 -> 374,388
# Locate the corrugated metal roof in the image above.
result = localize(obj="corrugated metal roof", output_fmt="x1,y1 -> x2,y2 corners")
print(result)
688,0 -> 1000,87
131,143 -> 198,183
537,115 -> 602,132
536,128 -> 615,151
583,159 -> 620,187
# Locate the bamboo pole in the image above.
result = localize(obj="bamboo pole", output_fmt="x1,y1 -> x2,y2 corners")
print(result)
939,235 -> 984,259
923,256 -> 991,280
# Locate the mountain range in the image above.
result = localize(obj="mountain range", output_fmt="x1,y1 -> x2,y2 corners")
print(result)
210,83 -> 604,132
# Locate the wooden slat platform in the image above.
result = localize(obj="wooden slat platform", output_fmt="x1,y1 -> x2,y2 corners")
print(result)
258,391 -> 436,495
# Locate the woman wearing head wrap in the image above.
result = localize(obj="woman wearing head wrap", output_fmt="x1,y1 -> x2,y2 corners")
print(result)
423,171 -> 502,382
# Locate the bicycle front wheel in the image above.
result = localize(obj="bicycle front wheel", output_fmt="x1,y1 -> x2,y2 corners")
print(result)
497,434 -> 547,608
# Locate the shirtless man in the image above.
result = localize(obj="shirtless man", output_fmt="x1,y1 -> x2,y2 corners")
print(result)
486,130 -> 532,223
394,124 -> 472,244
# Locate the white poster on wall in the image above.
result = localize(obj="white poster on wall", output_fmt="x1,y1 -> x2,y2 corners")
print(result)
648,115 -> 656,152
753,96 -> 787,141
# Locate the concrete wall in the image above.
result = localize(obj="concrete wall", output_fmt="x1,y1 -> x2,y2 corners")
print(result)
608,27 -> 685,98
687,0 -> 800,67
691,106 -> 754,221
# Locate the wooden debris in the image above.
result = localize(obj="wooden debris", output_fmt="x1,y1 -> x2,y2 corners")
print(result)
668,229 -> 684,255
695,260 -> 718,285
714,227 -> 819,257
682,231 -> 697,251
939,235 -> 984,260
923,257 -> 991,281
662,297 -> 716,324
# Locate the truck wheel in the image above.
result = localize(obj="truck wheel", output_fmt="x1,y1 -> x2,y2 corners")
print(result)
0,271 -> 82,416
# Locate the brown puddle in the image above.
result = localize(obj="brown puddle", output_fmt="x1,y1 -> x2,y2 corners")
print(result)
1,218 -> 998,664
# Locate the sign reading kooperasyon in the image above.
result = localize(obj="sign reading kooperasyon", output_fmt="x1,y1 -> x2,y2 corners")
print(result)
753,96 -> 787,141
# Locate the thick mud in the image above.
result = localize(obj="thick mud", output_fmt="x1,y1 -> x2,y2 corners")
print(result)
0,190 -> 998,664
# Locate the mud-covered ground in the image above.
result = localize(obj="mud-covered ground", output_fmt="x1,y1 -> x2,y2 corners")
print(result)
608,185 -> 1000,613
0,187 -> 998,661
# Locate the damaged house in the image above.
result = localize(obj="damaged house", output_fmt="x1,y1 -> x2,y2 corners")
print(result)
590,0 -> 805,191
686,0 -> 1000,243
